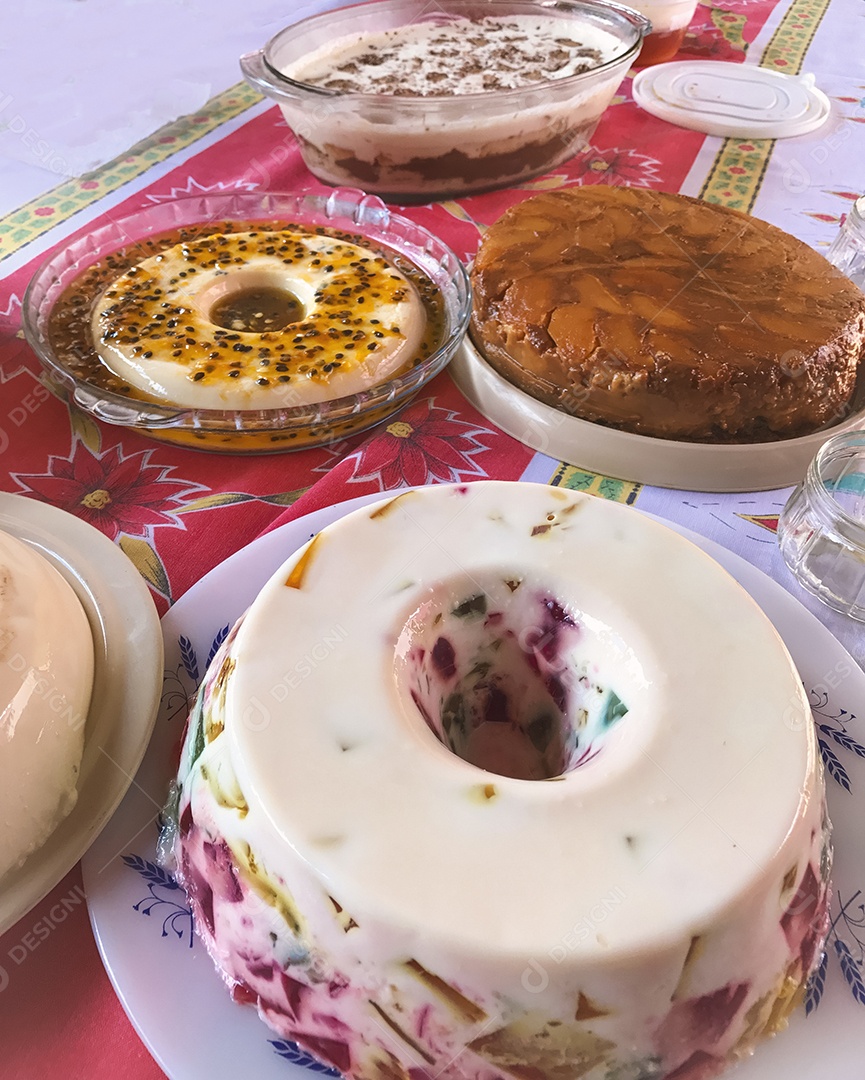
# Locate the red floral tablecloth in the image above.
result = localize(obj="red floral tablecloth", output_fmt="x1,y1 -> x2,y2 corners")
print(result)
1,0 -> 864,1074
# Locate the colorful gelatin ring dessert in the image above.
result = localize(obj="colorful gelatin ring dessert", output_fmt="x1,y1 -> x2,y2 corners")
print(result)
0,530 -> 94,879
164,481 -> 830,1080
91,230 -> 426,409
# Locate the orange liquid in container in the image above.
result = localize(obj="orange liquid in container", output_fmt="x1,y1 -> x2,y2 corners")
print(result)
635,25 -> 687,65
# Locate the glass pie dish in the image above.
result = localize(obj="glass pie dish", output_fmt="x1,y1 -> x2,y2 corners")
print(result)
22,190 -> 470,454
240,0 -> 650,202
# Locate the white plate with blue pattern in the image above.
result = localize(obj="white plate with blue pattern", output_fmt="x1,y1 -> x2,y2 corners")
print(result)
83,492 -> 865,1080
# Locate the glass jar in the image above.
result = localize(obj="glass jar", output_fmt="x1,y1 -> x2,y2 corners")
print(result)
826,195 -> 865,289
779,429 -> 865,620
631,0 -> 698,66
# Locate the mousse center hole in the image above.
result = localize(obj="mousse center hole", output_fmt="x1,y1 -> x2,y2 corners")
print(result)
396,575 -> 629,781
209,285 -> 305,333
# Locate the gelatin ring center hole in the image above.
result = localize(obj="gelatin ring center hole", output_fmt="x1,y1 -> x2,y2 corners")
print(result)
209,284 -> 306,334
396,574 -> 630,781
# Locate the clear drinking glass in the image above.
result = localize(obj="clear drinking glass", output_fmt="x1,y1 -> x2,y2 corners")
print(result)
779,429 -> 865,620
826,195 -> 865,289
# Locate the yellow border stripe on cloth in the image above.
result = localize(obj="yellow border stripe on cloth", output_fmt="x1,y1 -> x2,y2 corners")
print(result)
698,0 -> 832,212
760,0 -> 832,74
548,463 -> 643,504
0,81 -> 262,264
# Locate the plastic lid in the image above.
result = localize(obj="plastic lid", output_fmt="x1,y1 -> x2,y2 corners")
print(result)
632,61 -> 830,138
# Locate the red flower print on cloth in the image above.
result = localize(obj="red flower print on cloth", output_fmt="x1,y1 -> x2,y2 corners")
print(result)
681,26 -> 743,60
569,147 -> 662,188
343,399 -> 495,490
0,293 -> 32,384
145,175 -> 259,204
12,440 -> 209,541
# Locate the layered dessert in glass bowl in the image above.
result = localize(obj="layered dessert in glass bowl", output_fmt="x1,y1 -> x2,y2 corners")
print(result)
241,0 -> 650,201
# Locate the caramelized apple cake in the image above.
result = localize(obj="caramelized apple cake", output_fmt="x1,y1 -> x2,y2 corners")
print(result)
470,186 -> 865,441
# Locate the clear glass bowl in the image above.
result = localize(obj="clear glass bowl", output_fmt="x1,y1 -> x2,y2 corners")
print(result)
779,429 -> 865,620
22,190 -> 470,454
240,0 -> 650,202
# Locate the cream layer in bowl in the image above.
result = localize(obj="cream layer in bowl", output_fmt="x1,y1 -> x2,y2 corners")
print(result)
277,17 -> 624,197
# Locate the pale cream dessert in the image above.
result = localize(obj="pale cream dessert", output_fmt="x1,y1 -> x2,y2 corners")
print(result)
0,531 -> 94,879
91,230 -> 426,410
274,15 -> 633,198
164,482 -> 830,1080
